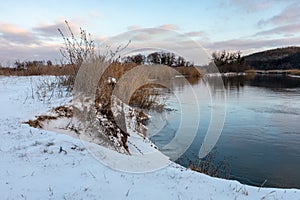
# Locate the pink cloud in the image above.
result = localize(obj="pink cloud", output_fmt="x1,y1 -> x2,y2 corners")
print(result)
255,23 -> 300,36
127,25 -> 142,31
230,0 -> 271,12
206,37 -> 300,55
158,24 -> 179,31
33,20 -> 81,38
0,23 -> 28,34
0,23 -> 38,44
258,3 -> 300,26
185,31 -> 206,37
0,20 -> 104,63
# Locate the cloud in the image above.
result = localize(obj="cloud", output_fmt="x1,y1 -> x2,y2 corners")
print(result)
1,20 -> 299,64
0,19 -> 100,63
33,21 -> 66,37
127,24 -> 179,32
109,28 -> 177,43
0,40 -> 61,63
255,23 -> 300,36
111,27 -> 209,45
127,25 -> 142,31
158,24 -> 179,31
184,31 -> 206,37
228,0 -> 298,13
0,21 -> 68,62
255,2 -> 300,36
229,0 -> 271,12
258,2 -> 300,26
99,28 -> 211,65
206,36 -> 300,54
184,31 -> 210,42
0,23 -> 38,45
33,20 -> 81,38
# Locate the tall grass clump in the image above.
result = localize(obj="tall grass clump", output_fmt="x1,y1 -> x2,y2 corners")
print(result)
187,149 -> 230,179
58,20 -> 97,91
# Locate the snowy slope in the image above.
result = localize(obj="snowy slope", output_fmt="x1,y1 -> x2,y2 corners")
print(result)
0,76 -> 299,200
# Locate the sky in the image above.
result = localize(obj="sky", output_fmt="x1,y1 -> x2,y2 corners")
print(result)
0,0 -> 300,65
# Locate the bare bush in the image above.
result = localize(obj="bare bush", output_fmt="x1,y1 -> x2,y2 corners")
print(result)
24,22 -> 179,153
129,84 -> 167,111
27,77 -> 70,103
58,20 -> 97,90
187,149 -> 230,179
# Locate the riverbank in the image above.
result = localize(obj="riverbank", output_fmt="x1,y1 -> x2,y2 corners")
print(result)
1,76 -> 300,199
245,69 -> 300,75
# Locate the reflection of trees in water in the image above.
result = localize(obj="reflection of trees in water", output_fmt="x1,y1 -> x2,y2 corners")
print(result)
248,75 -> 300,89
170,77 -> 201,91
216,74 -> 300,92
171,76 -> 225,96
167,74 -> 300,94
222,75 -> 253,90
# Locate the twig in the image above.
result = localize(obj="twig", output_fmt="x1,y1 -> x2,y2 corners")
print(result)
258,179 -> 268,192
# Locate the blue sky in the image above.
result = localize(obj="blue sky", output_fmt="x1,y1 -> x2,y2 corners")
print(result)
0,0 -> 299,64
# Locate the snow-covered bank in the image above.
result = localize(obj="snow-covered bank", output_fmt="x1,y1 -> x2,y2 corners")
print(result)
288,74 -> 300,79
204,72 -> 246,77
1,76 -> 299,200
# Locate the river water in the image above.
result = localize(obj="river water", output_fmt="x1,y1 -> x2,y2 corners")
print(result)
147,74 -> 300,188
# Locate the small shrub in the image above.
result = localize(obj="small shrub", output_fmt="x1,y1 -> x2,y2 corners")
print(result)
187,149 -> 230,179
58,20 -> 98,91
129,84 -> 166,111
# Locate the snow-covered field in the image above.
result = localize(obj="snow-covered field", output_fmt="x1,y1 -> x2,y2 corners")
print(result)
0,76 -> 299,200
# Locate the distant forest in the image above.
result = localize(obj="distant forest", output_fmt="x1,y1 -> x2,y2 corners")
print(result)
3,46 -> 300,73
122,52 -> 195,67
123,46 -> 300,73
243,46 -> 300,70
211,46 -> 300,72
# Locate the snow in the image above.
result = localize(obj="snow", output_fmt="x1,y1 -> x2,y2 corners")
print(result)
288,74 -> 300,79
204,72 -> 246,77
1,76 -> 300,199
107,77 -> 117,84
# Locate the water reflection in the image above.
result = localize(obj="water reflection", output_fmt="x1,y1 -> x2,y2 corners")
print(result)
223,74 -> 300,90
148,74 -> 300,188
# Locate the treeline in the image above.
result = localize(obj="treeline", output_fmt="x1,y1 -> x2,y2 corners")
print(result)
211,51 -> 248,72
14,60 -> 55,68
211,46 -> 300,72
122,51 -> 195,67
0,60 -> 74,76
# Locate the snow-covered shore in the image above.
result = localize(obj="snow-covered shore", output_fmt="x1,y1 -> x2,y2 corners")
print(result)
1,76 -> 299,200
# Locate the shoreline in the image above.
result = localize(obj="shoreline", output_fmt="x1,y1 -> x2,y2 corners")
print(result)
1,75 -> 300,199
245,69 -> 300,75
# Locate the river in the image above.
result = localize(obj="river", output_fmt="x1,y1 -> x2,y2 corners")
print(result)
147,74 -> 300,188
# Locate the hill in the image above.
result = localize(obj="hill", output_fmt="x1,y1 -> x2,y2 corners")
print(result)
244,46 -> 300,70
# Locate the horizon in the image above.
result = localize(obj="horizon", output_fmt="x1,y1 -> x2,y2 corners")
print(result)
1,0 -> 300,64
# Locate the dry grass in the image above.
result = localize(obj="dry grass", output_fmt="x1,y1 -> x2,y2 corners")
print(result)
0,62 -> 201,78
244,69 -> 257,74
188,150 -> 230,179
288,69 -> 300,75
0,65 -> 76,76
24,106 -> 73,128
174,66 -> 201,77
95,62 -> 138,112
95,62 -> 201,111
129,84 -> 166,111
25,115 -> 57,128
